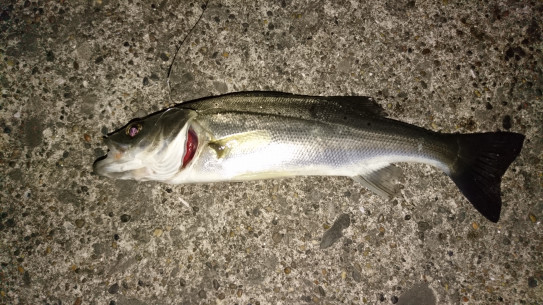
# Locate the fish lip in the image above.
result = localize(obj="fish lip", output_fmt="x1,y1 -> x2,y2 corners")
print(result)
92,151 -> 114,177
93,137 -> 127,177
93,135 -> 133,175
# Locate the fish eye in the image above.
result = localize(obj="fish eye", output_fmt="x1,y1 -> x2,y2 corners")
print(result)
126,123 -> 142,137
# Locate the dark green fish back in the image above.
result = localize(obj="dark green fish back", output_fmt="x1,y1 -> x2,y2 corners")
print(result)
177,92 -> 386,127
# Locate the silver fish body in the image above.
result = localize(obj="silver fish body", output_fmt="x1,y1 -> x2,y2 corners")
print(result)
94,92 -> 524,222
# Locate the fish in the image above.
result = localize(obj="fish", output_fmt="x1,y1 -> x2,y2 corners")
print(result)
93,91 -> 525,222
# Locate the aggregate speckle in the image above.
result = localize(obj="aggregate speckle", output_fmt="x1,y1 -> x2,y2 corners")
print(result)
0,1 -> 541,304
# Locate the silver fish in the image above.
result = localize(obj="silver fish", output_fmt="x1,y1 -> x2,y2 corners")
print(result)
93,92 -> 524,222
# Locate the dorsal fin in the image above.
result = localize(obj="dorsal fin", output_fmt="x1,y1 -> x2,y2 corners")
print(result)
324,96 -> 387,117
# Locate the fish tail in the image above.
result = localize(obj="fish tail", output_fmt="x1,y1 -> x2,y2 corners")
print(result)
448,132 -> 524,222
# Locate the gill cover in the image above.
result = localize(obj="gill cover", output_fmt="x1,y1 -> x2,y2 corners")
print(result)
93,107 -> 197,180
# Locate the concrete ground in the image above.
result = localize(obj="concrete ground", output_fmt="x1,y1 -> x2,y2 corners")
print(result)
1,0 -> 542,304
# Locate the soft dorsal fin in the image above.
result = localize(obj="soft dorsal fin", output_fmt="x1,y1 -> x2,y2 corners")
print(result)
324,96 -> 387,117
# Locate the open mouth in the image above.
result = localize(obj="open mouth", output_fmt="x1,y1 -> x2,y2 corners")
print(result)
92,137 -> 134,177
92,148 -> 120,177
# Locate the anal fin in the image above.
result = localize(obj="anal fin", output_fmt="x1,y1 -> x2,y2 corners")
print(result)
352,165 -> 403,198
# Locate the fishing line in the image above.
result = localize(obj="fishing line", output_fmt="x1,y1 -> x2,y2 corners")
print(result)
166,0 -> 210,101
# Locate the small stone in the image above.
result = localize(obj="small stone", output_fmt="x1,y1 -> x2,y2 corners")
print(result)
23,271 -> 31,286
502,115 -> 512,130
528,276 -> 538,288
75,219 -> 85,228
317,285 -> 325,296
284,267 -> 291,274
198,289 -> 206,299
120,214 -> 131,222
108,283 -> 119,294
217,292 -> 225,300
404,215 -> 411,220
272,232 -> 283,243
472,222 -> 479,230
179,279 -> 186,287
213,279 -> 220,290
352,269 -> 361,282
83,134 -> 91,142
0,10 -> 10,21
153,228 -> 163,237
143,77 -> 149,86
528,213 -> 537,223
417,221 -> 431,232
391,296 -> 398,304
159,53 -> 169,61
462,296 -> 469,302
301,296 -> 312,302
6,218 -> 15,228
46,50 -> 55,62
237,289 -> 243,297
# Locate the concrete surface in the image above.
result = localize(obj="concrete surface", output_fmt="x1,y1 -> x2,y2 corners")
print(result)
1,0 -> 542,304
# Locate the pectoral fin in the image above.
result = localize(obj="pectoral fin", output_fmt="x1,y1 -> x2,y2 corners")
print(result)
353,165 -> 403,198
208,130 -> 271,159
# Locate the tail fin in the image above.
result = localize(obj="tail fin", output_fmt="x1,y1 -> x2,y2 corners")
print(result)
449,132 -> 524,222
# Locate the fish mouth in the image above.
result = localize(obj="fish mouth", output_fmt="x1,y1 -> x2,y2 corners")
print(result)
92,148 -> 123,178
92,138 -> 148,179
93,150 -> 150,179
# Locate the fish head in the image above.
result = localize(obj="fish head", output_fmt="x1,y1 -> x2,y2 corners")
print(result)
93,107 -> 197,181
